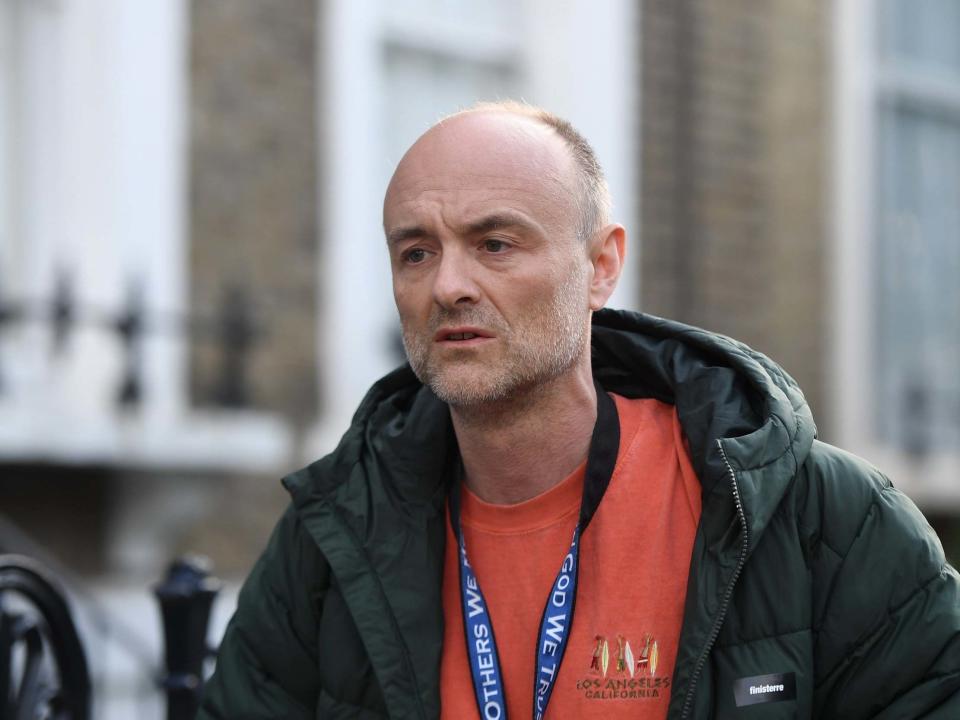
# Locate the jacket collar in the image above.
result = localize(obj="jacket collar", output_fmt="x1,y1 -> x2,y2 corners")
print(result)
591,308 -> 816,554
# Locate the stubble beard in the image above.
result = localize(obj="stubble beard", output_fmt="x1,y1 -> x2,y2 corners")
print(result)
401,265 -> 590,408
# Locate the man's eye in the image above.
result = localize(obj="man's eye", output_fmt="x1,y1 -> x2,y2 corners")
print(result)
404,248 -> 428,264
483,239 -> 508,253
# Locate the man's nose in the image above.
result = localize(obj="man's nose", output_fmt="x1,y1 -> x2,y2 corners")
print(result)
432,249 -> 480,308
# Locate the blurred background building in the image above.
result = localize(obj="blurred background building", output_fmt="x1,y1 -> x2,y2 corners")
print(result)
0,0 -> 957,717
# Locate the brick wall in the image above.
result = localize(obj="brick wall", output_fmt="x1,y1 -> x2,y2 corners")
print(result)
182,0 -> 320,574
188,0 -> 319,428
641,0 -> 830,433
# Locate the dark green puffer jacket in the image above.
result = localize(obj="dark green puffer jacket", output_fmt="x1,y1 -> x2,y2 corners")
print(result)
199,309 -> 960,719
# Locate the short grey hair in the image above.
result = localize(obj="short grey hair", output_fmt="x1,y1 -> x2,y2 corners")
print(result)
452,100 -> 612,242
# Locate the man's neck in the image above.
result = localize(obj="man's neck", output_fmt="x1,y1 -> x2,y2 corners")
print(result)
450,363 -> 598,505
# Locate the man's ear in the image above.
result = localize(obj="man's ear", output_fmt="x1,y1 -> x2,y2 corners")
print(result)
588,224 -> 626,311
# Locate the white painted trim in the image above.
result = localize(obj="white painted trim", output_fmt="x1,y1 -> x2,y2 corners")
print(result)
832,0 -> 875,452
0,1 -> 15,280
832,0 -> 960,508
311,0 -> 395,456
0,406 -> 290,473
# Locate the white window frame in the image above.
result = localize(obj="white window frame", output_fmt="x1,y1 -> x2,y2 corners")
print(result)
832,0 -> 960,508
0,1 -> 16,286
310,0 -> 639,458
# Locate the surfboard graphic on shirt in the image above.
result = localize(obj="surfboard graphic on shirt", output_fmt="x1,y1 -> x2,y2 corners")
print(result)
601,638 -> 610,676
649,640 -> 659,676
624,640 -> 635,678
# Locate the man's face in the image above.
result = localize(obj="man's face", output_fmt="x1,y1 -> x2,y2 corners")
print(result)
383,112 -> 592,407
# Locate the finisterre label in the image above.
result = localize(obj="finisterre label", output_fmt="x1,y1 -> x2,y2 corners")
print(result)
732,672 -> 797,707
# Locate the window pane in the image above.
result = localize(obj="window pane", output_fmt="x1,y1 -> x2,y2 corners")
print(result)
380,45 -> 517,177
875,105 -> 960,452
880,0 -> 960,76
383,0 -> 518,35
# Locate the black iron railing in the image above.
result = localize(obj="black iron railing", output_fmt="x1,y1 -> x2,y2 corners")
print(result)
0,517 -> 223,720
0,273 -> 259,408
0,555 -> 91,720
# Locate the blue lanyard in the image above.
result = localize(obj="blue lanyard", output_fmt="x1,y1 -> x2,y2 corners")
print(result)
450,384 -> 620,720
456,522 -> 580,720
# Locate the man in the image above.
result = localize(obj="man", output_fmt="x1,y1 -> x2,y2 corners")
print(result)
199,102 -> 960,719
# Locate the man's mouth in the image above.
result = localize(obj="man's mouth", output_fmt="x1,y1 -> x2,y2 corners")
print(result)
434,327 -> 492,343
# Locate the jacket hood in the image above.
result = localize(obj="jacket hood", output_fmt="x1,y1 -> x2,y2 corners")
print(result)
592,308 -> 816,553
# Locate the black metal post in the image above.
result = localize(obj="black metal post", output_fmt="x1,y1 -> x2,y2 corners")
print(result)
51,270 -> 75,355
115,282 -> 145,407
214,285 -> 255,408
154,555 -> 221,720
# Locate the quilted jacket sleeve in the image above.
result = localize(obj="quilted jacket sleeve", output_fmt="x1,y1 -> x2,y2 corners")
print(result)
811,451 -> 960,719
198,504 -> 329,720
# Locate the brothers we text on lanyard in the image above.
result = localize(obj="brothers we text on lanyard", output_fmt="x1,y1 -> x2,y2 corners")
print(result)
450,383 -> 620,720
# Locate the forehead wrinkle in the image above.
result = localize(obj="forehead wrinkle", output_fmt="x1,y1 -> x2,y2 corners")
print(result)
388,171 -> 573,225
395,166 -> 569,195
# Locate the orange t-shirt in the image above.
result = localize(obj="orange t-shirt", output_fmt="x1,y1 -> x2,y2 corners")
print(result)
440,395 -> 702,719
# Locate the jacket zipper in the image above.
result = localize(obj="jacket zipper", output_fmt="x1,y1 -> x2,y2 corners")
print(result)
679,440 -> 750,719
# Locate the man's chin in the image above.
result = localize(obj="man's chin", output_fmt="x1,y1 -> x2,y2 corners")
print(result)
422,369 -> 513,407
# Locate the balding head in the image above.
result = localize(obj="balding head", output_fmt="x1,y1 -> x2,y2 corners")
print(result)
458,101 -> 612,242
385,102 -> 611,244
